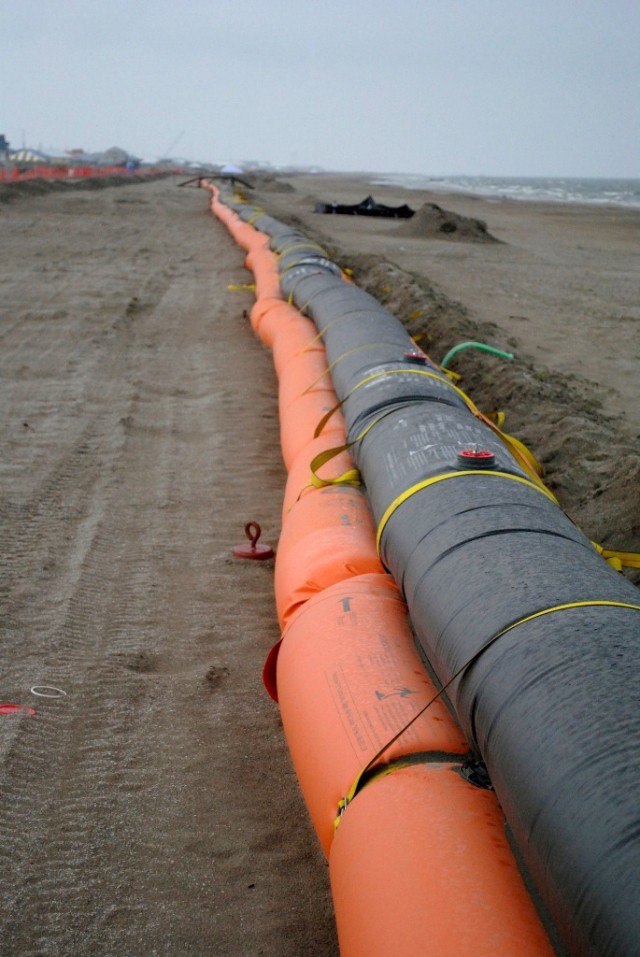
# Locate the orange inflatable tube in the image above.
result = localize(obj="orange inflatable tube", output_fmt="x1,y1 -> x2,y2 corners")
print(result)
279,386 -> 346,471
229,220 -> 258,250
277,348 -> 334,414
249,296 -> 286,342
244,244 -> 281,300
274,486 -> 383,628
270,315 -> 326,376
330,763 -> 555,957
249,298 -> 303,347
271,574 -> 469,854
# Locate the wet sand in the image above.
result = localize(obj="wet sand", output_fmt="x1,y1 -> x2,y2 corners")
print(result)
0,172 -> 638,955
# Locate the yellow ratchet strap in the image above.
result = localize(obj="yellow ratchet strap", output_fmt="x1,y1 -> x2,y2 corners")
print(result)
375,470 -> 559,552
485,410 -> 507,428
592,543 -> 640,571
308,443 -> 361,489
335,598 -> 640,829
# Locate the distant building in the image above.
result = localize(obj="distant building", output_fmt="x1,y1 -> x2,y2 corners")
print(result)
8,148 -> 50,165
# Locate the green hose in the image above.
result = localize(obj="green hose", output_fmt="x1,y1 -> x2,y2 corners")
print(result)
440,341 -> 514,371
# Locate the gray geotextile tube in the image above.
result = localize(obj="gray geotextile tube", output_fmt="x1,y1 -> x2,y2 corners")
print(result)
220,190 -> 640,957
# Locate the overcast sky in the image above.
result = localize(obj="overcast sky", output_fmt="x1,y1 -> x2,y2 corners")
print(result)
2,0 -> 639,177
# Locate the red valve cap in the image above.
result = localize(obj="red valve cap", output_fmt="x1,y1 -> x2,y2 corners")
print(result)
457,449 -> 496,469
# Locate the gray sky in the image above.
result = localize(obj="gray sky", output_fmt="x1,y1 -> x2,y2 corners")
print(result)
2,0 -> 639,176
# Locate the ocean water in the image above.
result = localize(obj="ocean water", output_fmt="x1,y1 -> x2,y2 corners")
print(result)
370,173 -> 640,209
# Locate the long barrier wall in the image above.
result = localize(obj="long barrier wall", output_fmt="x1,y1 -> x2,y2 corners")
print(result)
0,165 -> 175,183
201,180 -> 640,957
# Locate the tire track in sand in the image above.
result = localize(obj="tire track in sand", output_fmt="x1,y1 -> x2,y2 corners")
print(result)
0,182 -> 337,957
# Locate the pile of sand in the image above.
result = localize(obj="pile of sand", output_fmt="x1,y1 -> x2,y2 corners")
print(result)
254,174 -> 295,193
396,201 -> 499,242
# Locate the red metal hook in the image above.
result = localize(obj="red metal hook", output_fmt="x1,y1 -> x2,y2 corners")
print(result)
232,521 -> 274,560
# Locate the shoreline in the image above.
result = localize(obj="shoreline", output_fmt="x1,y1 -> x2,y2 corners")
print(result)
299,169 -> 640,211
263,171 -> 640,435
259,170 -> 640,577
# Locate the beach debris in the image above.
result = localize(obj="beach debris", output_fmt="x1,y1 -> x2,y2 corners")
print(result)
30,686 -> 67,698
0,703 -> 37,716
314,195 -> 415,219
440,340 -> 514,370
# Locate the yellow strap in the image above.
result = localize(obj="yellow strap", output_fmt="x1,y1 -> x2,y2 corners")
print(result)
592,543 -> 640,571
227,283 -> 256,292
335,598 -> 640,828
276,241 -> 329,260
376,470 -> 559,552
313,397 -> 345,438
495,428 -> 543,477
283,291 -> 312,314
309,408 -> 402,488
279,250 -> 332,276
486,410 -> 507,428
334,761 -> 412,825
301,313 -> 345,350
311,365 -> 544,488
303,342 -> 404,396
309,444 -> 361,489
312,368 -> 445,439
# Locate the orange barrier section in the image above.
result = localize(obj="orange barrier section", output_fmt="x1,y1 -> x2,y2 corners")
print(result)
282,431 -> 354,516
273,575 -> 469,854
0,165 -> 172,183
277,348 -> 334,414
270,315 -> 325,375
249,297 -> 285,342
274,486 -> 383,627
279,387 -> 346,471
249,298 -> 308,348
227,220 -> 256,251
330,763 -> 555,957
204,190 -> 281,302
244,243 -> 282,300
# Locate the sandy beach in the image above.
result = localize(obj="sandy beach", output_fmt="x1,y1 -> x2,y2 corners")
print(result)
1,172 -> 638,955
